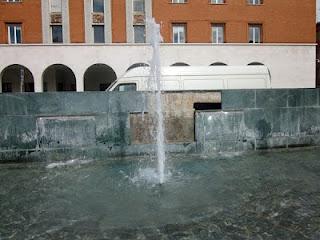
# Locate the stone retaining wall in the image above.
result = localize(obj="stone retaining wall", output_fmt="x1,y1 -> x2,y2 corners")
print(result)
1,89 -> 320,161
0,91 -> 220,161
196,89 -> 320,152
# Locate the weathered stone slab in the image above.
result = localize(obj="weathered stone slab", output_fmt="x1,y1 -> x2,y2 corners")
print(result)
222,90 -> 255,110
0,94 -> 28,115
36,116 -> 96,148
130,113 -> 195,144
256,89 -> 288,108
0,116 -> 37,149
95,113 -> 130,146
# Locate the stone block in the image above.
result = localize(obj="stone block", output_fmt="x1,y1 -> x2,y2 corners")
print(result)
286,108 -> 303,137
222,90 -> 255,110
244,108 -> 286,139
0,94 -> 28,115
287,89 -> 303,107
256,89 -> 288,108
108,92 -> 146,113
130,113 -> 195,144
0,116 -> 37,150
95,113 -> 130,146
287,136 -> 316,148
36,116 -> 96,149
196,111 -> 246,142
303,89 -> 318,106
300,107 -> 320,135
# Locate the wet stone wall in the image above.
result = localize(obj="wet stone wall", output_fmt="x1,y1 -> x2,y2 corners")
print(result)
0,91 -> 220,161
196,89 -> 320,152
1,89 -> 320,161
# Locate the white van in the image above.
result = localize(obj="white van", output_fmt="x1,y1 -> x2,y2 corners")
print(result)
107,66 -> 271,91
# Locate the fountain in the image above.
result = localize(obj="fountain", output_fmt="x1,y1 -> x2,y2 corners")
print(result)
148,18 -> 166,184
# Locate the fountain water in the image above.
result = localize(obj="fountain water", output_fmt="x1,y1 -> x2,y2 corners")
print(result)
148,18 -> 166,184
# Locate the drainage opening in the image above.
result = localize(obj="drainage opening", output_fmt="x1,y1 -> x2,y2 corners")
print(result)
193,102 -> 222,111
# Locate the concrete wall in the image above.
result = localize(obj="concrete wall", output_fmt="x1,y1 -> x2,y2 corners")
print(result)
196,89 -> 320,152
0,44 -> 316,93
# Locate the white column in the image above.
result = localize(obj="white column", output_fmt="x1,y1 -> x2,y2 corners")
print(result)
74,70 -> 84,92
84,0 -> 93,43
105,0 -> 112,43
126,0 -> 134,43
145,0 -> 153,43
33,70 -> 44,93
62,0 -> 70,43
41,0 -> 50,43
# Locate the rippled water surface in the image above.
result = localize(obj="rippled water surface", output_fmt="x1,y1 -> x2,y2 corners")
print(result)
1,148 -> 320,239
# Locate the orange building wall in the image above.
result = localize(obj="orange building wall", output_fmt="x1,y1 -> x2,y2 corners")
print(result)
69,0 -> 85,43
0,0 -> 316,44
0,0 -> 42,44
153,0 -> 316,43
112,0 -> 126,43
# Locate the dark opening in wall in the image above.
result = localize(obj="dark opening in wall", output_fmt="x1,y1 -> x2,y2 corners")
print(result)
193,102 -> 222,110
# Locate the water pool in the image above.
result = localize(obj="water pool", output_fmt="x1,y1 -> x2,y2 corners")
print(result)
0,148 -> 320,239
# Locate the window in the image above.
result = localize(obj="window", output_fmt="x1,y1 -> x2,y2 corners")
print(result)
114,83 -> 137,92
212,24 -> 225,43
51,25 -> 63,43
248,24 -> 262,43
248,0 -> 263,5
50,0 -> 62,12
211,0 -> 225,4
171,0 -> 187,3
7,24 -> 22,44
93,25 -> 105,43
172,24 -> 186,43
2,83 -> 12,93
93,0 -> 104,13
133,0 -> 145,12
134,25 -> 145,43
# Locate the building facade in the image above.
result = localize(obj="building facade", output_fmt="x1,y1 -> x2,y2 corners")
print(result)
0,0 -> 316,92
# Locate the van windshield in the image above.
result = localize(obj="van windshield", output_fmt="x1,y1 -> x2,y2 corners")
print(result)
106,81 -> 118,91
113,83 -> 137,92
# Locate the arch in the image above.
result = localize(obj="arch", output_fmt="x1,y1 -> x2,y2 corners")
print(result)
0,64 -> 34,93
248,62 -> 264,66
84,64 -> 117,91
42,64 -> 76,92
210,62 -> 228,66
170,62 -> 190,66
126,63 -> 149,72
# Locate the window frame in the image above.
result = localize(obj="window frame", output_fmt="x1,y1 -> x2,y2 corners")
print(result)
172,23 -> 187,44
4,0 -> 22,2
133,0 -> 145,13
210,0 -> 225,4
247,0 -> 263,5
171,0 -> 188,4
211,23 -> 225,44
113,83 -> 137,92
7,24 -> 22,44
133,25 -> 146,43
51,24 -> 63,43
93,25 -> 105,43
92,0 -> 104,13
248,24 -> 262,44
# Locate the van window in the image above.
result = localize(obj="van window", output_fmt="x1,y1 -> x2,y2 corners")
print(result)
114,83 -> 137,92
